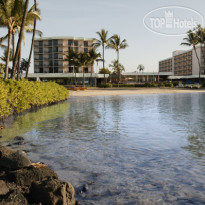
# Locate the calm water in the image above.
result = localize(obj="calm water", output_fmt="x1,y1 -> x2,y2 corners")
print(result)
1,93 -> 205,204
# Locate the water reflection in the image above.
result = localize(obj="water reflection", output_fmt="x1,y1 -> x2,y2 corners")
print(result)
0,101 -> 70,140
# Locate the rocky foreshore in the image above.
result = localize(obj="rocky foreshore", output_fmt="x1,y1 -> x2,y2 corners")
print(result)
0,145 -> 76,205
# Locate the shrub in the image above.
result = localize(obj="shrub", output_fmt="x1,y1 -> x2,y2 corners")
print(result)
99,83 -> 113,88
173,82 -> 179,87
112,84 -> 135,87
0,79 -> 69,118
164,82 -> 174,87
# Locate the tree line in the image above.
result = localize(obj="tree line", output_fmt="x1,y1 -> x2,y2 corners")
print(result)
0,0 -> 41,80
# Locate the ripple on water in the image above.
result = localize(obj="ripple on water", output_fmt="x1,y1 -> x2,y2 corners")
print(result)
1,94 -> 205,204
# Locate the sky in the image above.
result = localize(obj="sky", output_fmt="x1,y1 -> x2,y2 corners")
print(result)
1,0 -> 205,73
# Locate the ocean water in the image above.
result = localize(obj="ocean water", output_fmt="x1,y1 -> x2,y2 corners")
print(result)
1,93 -> 205,204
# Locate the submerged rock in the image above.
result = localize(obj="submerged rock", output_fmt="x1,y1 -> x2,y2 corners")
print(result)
14,136 -> 24,141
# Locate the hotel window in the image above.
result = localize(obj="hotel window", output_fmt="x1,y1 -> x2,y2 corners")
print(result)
49,61 -> 53,66
74,40 -> 78,46
49,54 -> 52,59
68,40 -> 73,46
53,40 -> 58,46
54,53 -> 58,59
48,40 -> 52,46
53,46 -> 58,52
69,66 -> 73,73
54,67 -> 58,73
84,48 -> 88,53
39,61 -> 43,66
39,47 -> 43,53
39,54 -> 43,60
54,61 -> 58,66
84,41 -> 88,47
49,67 -> 53,73
39,41 -> 43,46
84,67 -> 88,73
74,47 -> 78,52
39,67 -> 43,73
49,47 -> 52,53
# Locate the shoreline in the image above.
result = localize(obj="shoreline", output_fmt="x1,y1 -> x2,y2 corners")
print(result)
69,87 -> 205,97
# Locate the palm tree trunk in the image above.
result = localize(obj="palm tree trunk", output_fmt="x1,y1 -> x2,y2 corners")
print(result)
4,28 -> 12,79
12,0 -> 29,80
26,0 -> 37,79
194,46 -> 201,83
83,67 -> 85,88
12,30 -> 15,60
117,50 -> 120,87
17,45 -> 21,80
103,44 -> 105,84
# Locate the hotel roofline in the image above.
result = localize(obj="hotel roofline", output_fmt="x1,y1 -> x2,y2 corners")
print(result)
34,36 -> 95,41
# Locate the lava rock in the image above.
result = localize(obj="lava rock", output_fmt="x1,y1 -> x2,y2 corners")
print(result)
29,178 -> 75,205
0,180 -> 9,195
0,146 -> 31,170
7,166 -> 58,187
14,136 -> 24,141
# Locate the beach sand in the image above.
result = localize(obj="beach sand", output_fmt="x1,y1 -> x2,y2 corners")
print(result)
69,88 -> 205,97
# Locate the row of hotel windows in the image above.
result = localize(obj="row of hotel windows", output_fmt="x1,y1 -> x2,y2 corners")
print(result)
38,40 -> 89,47
37,67 -> 89,73
37,47 -> 89,53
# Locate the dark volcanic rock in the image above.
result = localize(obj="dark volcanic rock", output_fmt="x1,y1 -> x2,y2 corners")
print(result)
7,167 -> 58,187
29,178 -> 75,205
14,136 -> 24,141
0,146 -> 31,170
0,146 -> 76,205
0,189 -> 28,205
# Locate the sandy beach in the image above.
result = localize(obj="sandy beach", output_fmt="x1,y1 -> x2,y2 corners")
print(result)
69,88 -> 205,97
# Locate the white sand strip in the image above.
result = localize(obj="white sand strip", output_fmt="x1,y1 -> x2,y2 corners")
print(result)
69,88 -> 205,97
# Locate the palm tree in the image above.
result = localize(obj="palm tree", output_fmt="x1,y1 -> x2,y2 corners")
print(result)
195,25 -> 205,75
107,34 -> 128,85
109,60 -> 125,73
93,29 -> 110,83
12,0 -> 30,80
0,0 -> 17,79
137,64 -> 145,72
65,48 -> 79,85
26,0 -> 41,79
78,52 -> 89,88
88,48 -> 101,85
11,0 -> 40,79
181,30 -> 200,82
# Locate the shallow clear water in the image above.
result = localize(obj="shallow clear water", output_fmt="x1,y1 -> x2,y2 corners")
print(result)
1,93 -> 205,204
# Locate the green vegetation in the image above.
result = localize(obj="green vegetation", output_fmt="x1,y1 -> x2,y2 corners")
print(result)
94,29 -> 110,83
181,25 -> 205,83
0,0 -> 41,79
65,48 -> 101,87
0,80 -> 69,119
107,35 -> 128,85
144,82 -> 174,87
99,68 -> 111,74
112,84 -> 135,87
99,83 -> 112,88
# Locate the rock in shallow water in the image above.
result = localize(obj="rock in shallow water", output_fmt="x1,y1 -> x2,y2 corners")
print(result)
29,178 -> 75,205
0,146 -> 76,205
0,146 -> 31,170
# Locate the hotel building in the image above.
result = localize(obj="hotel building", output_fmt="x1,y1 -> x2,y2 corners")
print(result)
34,37 -> 95,74
159,47 -> 205,77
